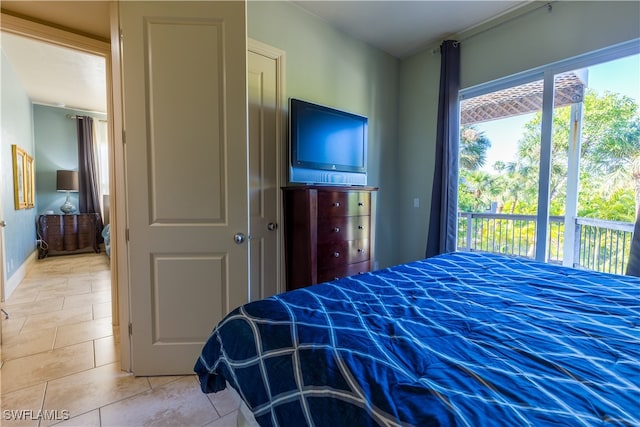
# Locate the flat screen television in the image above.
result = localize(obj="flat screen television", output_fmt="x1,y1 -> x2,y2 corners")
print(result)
289,98 -> 368,185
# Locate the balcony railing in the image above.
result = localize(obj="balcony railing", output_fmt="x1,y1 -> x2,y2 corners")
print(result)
457,212 -> 635,275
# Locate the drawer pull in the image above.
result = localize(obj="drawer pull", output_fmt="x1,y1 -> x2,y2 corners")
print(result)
358,225 -> 365,230
333,227 -> 341,233
333,252 -> 340,258
333,202 -> 341,207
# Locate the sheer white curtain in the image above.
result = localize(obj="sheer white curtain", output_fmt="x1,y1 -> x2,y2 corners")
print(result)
92,119 -> 109,223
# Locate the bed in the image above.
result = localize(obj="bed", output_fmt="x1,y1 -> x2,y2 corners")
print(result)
101,223 -> 111,257
194,252 -> 640,426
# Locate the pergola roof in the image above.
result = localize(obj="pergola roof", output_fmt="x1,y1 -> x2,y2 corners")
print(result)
460,72 -> 587,125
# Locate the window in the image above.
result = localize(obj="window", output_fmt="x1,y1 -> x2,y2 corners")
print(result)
457,40 -> 640,274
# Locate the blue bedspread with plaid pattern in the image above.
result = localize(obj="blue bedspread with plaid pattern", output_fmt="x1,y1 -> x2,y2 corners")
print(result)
194,252 -> 640,426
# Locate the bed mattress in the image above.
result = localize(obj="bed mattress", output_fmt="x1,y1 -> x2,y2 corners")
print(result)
195,252 -> 640,426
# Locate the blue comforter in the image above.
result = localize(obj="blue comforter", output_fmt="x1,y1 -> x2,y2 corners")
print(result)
194,252 -> 640,426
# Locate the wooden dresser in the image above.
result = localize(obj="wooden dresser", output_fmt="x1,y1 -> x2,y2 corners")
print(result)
37,213 -> 102,259
283,186 -> 377,291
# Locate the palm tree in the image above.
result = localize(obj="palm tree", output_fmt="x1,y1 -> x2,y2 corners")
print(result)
459,126 -> 491,170
505,90 -> 639,220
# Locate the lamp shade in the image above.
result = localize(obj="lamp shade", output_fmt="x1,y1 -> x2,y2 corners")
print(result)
56,170 -> 79,192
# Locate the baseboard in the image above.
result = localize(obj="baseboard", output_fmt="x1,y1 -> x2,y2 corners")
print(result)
4,250 -> 37,302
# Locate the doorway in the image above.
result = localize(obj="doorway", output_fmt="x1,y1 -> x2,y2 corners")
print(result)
0,13 -> 117,337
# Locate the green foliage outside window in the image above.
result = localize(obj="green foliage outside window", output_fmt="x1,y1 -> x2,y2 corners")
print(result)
459,89 -> 640,221
458,89 -> 639,273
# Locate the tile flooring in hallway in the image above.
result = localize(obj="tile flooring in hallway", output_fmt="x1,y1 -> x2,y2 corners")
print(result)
0,253 -> 241,427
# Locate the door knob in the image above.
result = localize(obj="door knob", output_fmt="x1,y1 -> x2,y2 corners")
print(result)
0,220 -> 6,227
233,233 -> 247,244
267,222 -> 278,231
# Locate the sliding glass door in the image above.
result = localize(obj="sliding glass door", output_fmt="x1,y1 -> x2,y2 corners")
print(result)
458,78 -> 543,259
457,42 -> 639,273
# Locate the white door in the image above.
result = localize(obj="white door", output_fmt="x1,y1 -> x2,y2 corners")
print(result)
119,1 -> 248,375
248,47 -> 283,301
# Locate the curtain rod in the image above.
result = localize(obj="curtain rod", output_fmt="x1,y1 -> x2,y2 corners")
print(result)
432,1 -> 554,54
66,114 -> 108,123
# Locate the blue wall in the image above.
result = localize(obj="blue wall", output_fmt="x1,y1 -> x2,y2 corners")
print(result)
33,104 -> 106,215
1,55 -> 107,287
1,51 -> 37,280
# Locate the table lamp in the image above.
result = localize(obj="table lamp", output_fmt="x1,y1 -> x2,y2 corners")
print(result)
57,170 -> 79,214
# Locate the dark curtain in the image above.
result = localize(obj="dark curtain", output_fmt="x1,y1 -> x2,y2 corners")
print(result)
77,116 -> 103,227
425,40 -> 461,258
626,212 -> 640,276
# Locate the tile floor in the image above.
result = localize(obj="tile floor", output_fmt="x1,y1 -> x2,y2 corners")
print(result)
0,253 -> 241,426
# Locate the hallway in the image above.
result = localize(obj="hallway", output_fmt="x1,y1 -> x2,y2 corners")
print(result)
0,253 -> 240,426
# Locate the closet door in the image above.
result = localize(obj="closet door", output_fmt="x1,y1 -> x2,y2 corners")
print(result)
119,1 -> 248,375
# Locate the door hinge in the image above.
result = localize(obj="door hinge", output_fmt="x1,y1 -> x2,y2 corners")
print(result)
128,323 -> 133,336
125,228 -> 130,242
122,129 -> 126,144
120,28 -> 124,41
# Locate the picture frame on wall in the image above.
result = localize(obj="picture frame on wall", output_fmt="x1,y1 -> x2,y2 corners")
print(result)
12,144 -> 35,210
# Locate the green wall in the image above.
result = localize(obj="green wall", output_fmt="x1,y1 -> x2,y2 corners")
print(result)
4,1 -> 636,285
248,1 -> 400,269
397,1 -> 640,264
248,1 -> 640,268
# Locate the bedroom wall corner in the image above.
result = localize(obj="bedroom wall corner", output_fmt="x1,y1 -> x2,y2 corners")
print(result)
247,1 -> 401,269
395,0 -> 640,264
32,105 -> 107,216
395,51 -> 441,264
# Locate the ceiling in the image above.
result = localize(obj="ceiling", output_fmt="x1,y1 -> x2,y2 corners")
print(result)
1,32 -> 108,114
0,1 -> 530,114
292,1 -> 529,59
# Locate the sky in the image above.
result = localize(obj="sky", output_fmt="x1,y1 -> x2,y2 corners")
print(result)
474,53 -> 640,173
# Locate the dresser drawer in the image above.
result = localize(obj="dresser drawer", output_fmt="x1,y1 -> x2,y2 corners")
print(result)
317,260 -> 371,283
317,216 -> 370,244
318,191 -> 371,217
77,215 -> 97,249
41,216 -> 64,250
318,239 -> 370,268
283,186 -> 376,290
63,215 -> 79,250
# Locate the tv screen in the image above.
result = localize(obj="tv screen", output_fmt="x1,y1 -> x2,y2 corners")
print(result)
289,98 -> 368,185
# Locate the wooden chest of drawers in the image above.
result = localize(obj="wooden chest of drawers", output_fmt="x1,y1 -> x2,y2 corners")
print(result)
37,213 -> 102,259
283,186 -> 377,290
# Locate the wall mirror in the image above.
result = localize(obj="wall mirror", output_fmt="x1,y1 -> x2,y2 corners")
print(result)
12,144 -> 35,209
